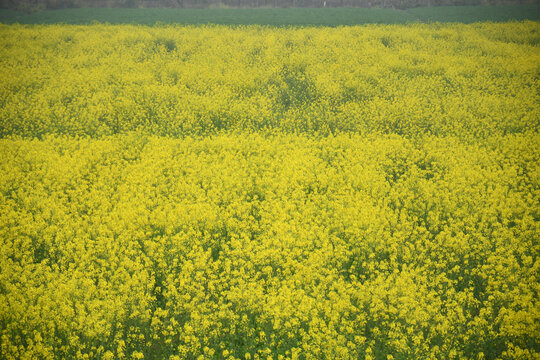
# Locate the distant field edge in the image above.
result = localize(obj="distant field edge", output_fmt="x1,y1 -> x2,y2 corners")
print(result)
0,5 -> 539,25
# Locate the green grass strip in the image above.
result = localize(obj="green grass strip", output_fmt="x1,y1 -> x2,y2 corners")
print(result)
1,5 -> 538,26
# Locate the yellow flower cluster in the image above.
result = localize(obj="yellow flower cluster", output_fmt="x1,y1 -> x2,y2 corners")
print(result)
0,133 -> 538,359
0,20 -> 539,359
0,22 -> 538,138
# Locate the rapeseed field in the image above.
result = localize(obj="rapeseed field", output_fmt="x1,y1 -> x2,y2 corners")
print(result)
0,22 -> 538,360
1,22 -> 538,138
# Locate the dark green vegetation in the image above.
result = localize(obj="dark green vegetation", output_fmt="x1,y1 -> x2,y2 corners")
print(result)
1,5 -> 539,25
0,7 -> 415,25
408,4 -> 540,23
